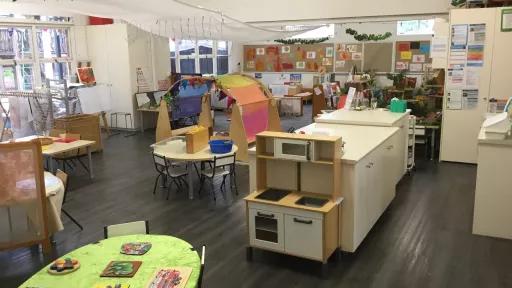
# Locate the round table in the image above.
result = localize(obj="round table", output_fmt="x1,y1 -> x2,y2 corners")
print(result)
153,137 -> 238,199
21,234 -> 201,288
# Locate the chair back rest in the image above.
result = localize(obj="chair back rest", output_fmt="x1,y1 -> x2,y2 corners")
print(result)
152,153 -> 167,173
55,169 -> 68,189
213,154 -> 236,169
49,129 -> 66,137
0,140 -> 50,249
104,220 -> 149,239
197,245 -> 206,288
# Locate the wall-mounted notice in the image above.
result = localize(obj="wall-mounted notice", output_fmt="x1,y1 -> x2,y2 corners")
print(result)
451,24 -> 468,49
290,73 -> 302,83
431,36 -> 448,58
501,9 -> 512,32
463,89 -> 479,109
465,68 -> 480,88
447,89 -> 463,110
447,68 -> 465,88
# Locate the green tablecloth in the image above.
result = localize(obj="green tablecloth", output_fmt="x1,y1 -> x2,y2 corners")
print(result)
20,234 -> 200,288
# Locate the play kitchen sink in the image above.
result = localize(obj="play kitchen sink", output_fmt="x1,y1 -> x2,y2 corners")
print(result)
255,188 -> 291,202
295,196 -> 329,208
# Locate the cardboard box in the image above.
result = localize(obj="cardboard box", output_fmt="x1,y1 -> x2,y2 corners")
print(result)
287,84 -> 303,95
186,126 -> 209,154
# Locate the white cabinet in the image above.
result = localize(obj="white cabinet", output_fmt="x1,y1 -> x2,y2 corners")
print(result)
248,208 -> 284,252
284,214 -> 323,260
248,202 -> 335,261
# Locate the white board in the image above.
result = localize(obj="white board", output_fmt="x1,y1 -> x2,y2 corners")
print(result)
77,84 -> 112,113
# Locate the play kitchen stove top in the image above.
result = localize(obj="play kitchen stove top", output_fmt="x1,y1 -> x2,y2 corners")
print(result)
255,189 -> 291,202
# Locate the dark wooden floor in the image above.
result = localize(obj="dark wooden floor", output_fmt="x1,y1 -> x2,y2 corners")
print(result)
2,112 -> 512,287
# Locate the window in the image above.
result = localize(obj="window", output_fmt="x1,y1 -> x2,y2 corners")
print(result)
397,19 -> 435,35
198,40 -> 213,74
287,24 -> 334,39
178,39 -> 196,74
170,39 -> 177,74
0,24 -> 72,90
217,41 -> 229,75
170,39 -> 230,75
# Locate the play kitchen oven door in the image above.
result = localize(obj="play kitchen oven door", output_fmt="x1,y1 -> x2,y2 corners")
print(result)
274,138 -> 314,161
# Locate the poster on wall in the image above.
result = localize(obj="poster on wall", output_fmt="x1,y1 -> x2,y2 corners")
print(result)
447,68 -> 465,88
451,24 -> 468,49
463,89 -> 479,109
290,73 -> 302,83
447,89 -> 463,110
501,9 -> 512,31
431,36 -> 448,58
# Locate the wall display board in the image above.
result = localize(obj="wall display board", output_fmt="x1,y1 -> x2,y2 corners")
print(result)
244,44 -> 334,73
363,43 -> 394,72
334,43 -> 363,72
446,23 -> 486,111
395,41 -> 432,73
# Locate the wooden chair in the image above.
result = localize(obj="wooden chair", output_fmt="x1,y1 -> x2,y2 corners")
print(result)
103,220 -> 149,239
198,154 -> 238,202
0,140 -> 51,253
55,169 -> 83,230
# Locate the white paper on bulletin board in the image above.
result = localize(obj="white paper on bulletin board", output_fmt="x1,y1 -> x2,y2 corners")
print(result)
447,68 -> 465,88
463,89 -> 479,109
431,36 -> 448,58
77,84 -> 112,113
447,89 -> 463,110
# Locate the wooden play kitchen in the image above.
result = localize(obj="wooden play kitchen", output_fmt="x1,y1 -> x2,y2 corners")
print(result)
244,131 -> 343,272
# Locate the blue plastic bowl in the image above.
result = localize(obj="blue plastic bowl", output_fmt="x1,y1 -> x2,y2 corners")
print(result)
209,140 -> 233,154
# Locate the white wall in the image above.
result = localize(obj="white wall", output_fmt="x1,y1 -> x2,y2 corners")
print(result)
189,0 -> 449,23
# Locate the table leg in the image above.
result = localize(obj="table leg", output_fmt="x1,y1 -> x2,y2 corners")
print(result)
140,111 -> 144,133
187,162 -> 194,200
87,146 -> 94,179
431,129 -> 435,161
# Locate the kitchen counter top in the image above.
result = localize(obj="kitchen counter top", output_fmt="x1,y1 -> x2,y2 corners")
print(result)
245,189 -> 342,214
249,123 -> 399,164
316,109 -> 409,127
478,128 -> 512,146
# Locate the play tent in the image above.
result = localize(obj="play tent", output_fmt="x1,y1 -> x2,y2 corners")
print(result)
216,74 -> 280,161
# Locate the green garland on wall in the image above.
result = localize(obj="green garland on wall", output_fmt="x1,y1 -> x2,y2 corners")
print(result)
451,0 -> 466,7
274,37 -> 330,45
345,28 -> 392,42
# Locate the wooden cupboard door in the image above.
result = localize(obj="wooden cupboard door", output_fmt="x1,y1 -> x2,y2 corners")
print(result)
249,209 -> 284,252
284,214 -> 323,261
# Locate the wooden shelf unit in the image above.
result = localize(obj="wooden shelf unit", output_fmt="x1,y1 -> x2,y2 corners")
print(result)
246,131 -> 343,265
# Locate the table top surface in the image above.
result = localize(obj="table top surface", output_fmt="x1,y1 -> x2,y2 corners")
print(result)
21,234 -> 201,288
10,136 -> 95,156
152,137 -> 237,161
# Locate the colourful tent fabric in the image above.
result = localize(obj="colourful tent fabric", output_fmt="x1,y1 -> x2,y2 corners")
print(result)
242,101 -> 269,143
225,83 -> 268,106
216,75 -> 258,89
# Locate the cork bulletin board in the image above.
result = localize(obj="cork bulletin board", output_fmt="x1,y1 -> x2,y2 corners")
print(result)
363,42 -> 394,72
243,43 -> 334,73
334,43 -> 363,72
395,41 -> 432,73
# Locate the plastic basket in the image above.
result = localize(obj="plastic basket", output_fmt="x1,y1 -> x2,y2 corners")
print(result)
209,140 -> 233,154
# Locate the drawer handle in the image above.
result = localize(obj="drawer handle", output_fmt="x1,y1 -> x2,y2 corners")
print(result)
386,145 -> 394,150
257,212 -> 274,218
293,218 -> 313,224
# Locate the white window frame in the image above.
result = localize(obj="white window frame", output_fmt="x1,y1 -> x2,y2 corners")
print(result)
171,39 -> 230,75
0,21 -> 73,90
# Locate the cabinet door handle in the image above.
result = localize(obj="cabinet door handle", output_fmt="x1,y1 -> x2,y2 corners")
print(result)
293,218 -> 313,224
386,145 -> 394,150
257,212 -> 274,219
366,164 -> 372,168
306,141 -> 311,161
